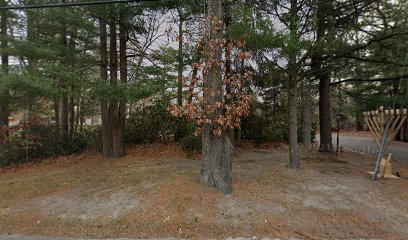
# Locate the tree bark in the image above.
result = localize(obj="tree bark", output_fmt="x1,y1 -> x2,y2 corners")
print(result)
109,17 -> 122,158
175,11 -> 184,141
225,14 -> 234,146
74,93 -> 81,136
200,0 -> 233,194
26,5 -> 38,70
69,87 -> 75,140
318,71 -> 333,152
225,44 -> 234,146
99,19 -> 112,158
54,98 -> 61,134
119,13 -> 128,156
288,0 -> 300,168
288,79 -> 300,168
312,0 -> 333,153
302,80 -> 312,159
177,10 -> 184,107
60,18 -> 69,144
61,86 -> 69,143
69,31 -> 76,141
0,2 -> 9,141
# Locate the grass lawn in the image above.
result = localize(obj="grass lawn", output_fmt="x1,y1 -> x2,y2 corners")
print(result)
1,143 -> 407,239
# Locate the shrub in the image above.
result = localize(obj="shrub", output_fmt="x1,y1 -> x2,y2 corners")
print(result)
69,126 -> 102,153
0,123 -> 101,167
177,134 -> 202,154
241,104 -> 316,144
125,99 -> 178,144
125,98 -> 202,153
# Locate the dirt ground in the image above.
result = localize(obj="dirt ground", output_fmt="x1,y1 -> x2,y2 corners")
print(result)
0,142 -> 407,239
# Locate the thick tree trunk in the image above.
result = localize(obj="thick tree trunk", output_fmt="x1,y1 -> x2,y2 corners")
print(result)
318,71 -> 333,152
302,80 -> 312,159
201,130 -> 233,193
288,77 -> 300,168
99,19 -> 112,158
313,0 -> 333,153
353,42 -> 364,131
119,14 -> 128,156
109,17 -> 122,158
288,0 -> 300,168
0,3 -> 9,141
200,0 -> 233,194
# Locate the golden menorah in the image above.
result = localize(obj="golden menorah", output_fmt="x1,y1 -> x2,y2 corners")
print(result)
363,106 -> 407,179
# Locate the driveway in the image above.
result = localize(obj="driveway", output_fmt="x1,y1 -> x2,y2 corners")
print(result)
330,134 -> 408,163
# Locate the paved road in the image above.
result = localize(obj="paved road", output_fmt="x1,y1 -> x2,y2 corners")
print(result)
330,134 -> 408,163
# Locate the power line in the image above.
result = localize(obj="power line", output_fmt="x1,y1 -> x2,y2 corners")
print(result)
0,0 -> 161,10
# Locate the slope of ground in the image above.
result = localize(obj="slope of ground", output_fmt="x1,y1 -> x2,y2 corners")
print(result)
0,143 -> 407,239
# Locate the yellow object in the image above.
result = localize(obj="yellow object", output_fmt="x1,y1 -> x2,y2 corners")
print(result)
379,153 -> 393,177
368,153 -> 399,179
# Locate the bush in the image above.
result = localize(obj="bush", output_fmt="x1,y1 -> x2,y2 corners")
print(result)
0,124 -> 101,167
125,99 -> 178,144
241,104 -> 316,144
0,144 -> 22,167
241,112 -> 288,143
177,135 -> 202,154
125,98 -> 202,152
69,126 -> 102,153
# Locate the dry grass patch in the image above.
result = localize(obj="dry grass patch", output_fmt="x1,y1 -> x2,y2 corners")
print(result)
1,143 -> 408,239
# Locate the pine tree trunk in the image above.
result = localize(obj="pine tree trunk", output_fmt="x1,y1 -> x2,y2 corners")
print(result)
69,86 -> 75,140
27,6 -> 38,70
318,71 -> 333,152
61,90 -> 69,143
60,20 -> 69,144
109,17 -> 122,158
177,13 -> 183,107
200,0 -> 233,194
119,13 -> 128,156
99,19 -> 112,158
54,98 -> 61,134
174,12 -> 185,141
288,77 -> 300,168
288,0 -> 300,168
302,80 -> 312,159
69,31 -> 76,141
0,3 -> 9,141
74,94 -> 81,136
312,0 -> 333,153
